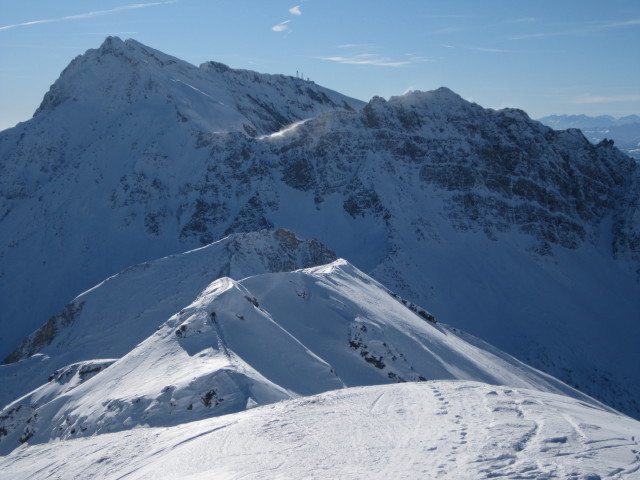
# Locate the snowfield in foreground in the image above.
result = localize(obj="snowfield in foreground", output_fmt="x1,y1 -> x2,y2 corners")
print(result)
2,381 -> 638,480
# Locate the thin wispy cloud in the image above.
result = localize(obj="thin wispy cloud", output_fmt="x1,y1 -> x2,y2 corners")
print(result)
604,19 -> 640,28
432,26 -> 468,35
272,20 -> 291,32
319,54 -> 410,67
86,31 -> 138,36
512,31 -> 569,40
571,94 -> 640,104
404,53 -> 433,62
273,3 -> 305,33
505,17 -> 536,24
441,44 -> 511,53
337,43 -> 377,49
512,18 -> 640,40
322,43 -> 431,67
469,46 -> 511,53
0,1 -> 178,32
424,14 -> 481,20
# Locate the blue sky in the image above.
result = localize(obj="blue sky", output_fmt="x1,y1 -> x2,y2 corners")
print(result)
1,0 -> 639,130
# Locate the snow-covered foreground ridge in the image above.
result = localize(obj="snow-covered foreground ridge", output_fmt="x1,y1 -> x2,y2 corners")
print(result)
0,257 -> 609,455
2,382 -> 638,480
1,228 -> 336,408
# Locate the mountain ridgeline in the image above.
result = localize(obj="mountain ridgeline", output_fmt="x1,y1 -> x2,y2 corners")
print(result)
1,37 -> 639,419
0,256 -> 613,454
538,114 -> 640,160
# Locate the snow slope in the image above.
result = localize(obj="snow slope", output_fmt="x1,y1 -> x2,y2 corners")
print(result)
0,228 -> 336,409
0,259 -> 607,454
34,36 -> 363,137
0,36 -> 363,356
1,38 -> 639,418
1,382 -> 638,479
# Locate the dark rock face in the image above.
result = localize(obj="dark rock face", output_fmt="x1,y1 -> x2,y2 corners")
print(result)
4,302 -> 85,365
612,167 -> 640,273
262,90 -> 636,257
0,358 -> 114,448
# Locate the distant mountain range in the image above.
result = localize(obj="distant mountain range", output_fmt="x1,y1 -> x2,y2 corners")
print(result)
538,114 -> 640,129
1,37 -> 639,471
538,114 -> 640,159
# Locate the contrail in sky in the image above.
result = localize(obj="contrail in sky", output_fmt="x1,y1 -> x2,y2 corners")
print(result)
0,1 -> 178,31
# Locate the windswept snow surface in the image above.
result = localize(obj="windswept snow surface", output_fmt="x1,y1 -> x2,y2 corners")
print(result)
0,259 -> 609,454
1,382 -> 638,480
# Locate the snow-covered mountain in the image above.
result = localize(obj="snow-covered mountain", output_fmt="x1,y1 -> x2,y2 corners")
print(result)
35,36 -> 363,137
539,114 -> 640,159
539,114 -> 640,130
0,258 -> 611,454
0,36 -> 363,357
2,382 -> 638,479
1,37 -> 640,421
0,228 -> 336,409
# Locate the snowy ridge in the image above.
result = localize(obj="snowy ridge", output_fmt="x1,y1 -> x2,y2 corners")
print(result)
538,114 -> 640,160
1,38 -> 639,418
0,37 -> 361,358
1,382 -> 638,479
0,258 -> 612,454
0,229 -> 336,408
34,36 -> 363,136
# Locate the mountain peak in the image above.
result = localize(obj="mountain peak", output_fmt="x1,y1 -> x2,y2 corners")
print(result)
96,36 -> 173,64
362,87 -> 467,111
98,35 -> 125,51
389,87 -> 466,105
31,37 -> 363,134
33,35 -> 179,117
199,60 -> 233,74
425,86 -> 465,101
